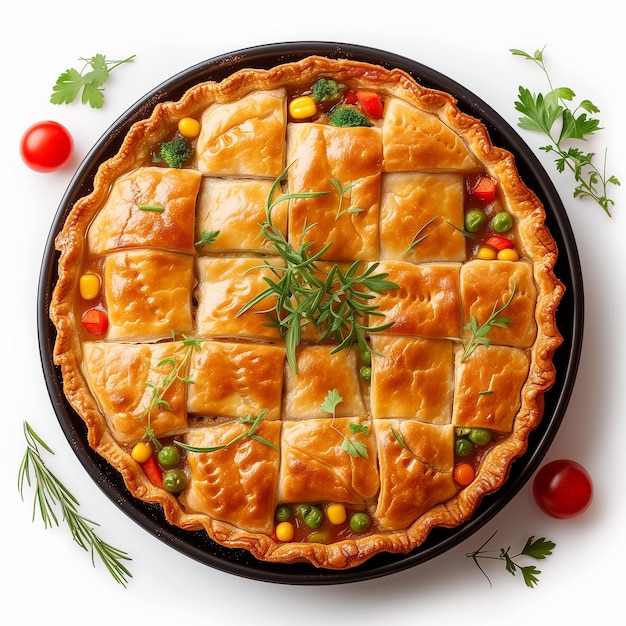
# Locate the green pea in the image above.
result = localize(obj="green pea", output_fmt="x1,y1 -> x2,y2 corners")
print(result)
491,212 -> 514,233
455,437 -> 473,457
465,210 -> 487,233
163,468 -> 187,494
360,366 -> 372,381
157,445 -> 180,469
349,512 -> 371,532
298,505 -> 323,530
275,505 -> 292,522
468,428 -> 492,446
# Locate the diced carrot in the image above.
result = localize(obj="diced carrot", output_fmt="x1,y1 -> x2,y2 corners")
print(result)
473,176 -> 497,203
485,235 -> 514,251
81,308 -> 108,335
453,463 -> 475,486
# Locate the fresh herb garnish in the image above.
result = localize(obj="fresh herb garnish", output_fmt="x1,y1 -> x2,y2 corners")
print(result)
195,229 -> 220,248
142,334 -> 202,449
390,425 -> 411,451
238,166 -> 398,373
402,216 -> 440,256
50,54 -> 136,109
467,530 -> 556,588
137,204 -> 164,212
321,389 -> 369,458
18,422 -> 132,586
328,178 -> 364,219
457,280 -> 517,361
175,410 -> 277,453
511,47 -> 619,216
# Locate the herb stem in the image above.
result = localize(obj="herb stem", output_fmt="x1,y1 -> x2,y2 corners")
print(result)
18,422 -> 132,586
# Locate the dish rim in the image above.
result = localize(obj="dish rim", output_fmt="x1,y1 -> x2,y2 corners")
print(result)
36,40 -> 584,585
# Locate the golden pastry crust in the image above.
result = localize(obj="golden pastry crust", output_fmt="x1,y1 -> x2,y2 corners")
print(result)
181,420 -> 282,534
195,178 -> 284,253
286,123 -> 382,261
279,418 -> 379,504
368,261 -> 461,338
87,166 -> 201,255
195,88 -> 287,177
50,54 -> 565,570
82,341 -> 189,443
186,340 -> 286,420
379,172 -> 466,262
104,249 -> 194,341
370,335 -> 454,423
452,345 -> 531,433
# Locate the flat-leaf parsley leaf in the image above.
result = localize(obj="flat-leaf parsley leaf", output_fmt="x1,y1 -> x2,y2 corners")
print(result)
511,46 -> 619,216
50,54 -> 136,108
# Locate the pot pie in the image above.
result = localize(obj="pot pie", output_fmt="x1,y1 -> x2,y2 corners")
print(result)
50,55 -> 564,570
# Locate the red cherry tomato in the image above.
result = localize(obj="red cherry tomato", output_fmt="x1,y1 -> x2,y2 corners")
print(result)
20,121 -> 73,172
533,459 -> 593,519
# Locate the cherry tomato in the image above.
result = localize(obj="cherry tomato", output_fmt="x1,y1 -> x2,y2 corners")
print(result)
20,121 -> 73,172
533,459 -> 593,519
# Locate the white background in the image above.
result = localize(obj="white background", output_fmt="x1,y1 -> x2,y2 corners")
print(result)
2,1 -> 624,623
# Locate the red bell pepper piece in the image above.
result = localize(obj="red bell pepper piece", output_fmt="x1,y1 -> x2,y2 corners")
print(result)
141,456 -> 163,488
472,176 -> 497,203
81,308 -> 108,335
344,90 -> 358,105
356,90 -> 384,119
485,235 -> 514,250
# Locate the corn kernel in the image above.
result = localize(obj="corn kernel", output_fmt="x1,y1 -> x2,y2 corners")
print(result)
326,503 -> 347,525
275,521 -> 295,542
288,95 -> 317,120
497,248 -> 520,261
79,273 -> 101,300
177,117 -> 201,139
131,441 -> 153,463
476,246 -> 497,260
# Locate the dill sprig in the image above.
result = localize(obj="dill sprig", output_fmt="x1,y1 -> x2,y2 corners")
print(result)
17,421 -> 132,587
238,166 -> 398,373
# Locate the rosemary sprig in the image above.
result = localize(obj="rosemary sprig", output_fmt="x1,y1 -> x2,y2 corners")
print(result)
175,410 -> 277,453
467,530 -> 556,588
402,216 -> 440,256
321,389 -> 369,458
328,177 -> 364,219
458,280 -> 517,361
511,46 -> 619,216
237,166 -> 398,373
17,422 -> 132,587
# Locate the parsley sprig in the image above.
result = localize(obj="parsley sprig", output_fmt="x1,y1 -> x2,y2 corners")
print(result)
467,530 -> 556,588
50,53 -> 136,108
18,422 -> 132,586
511,47 -> 619,216
321,389 -> 370,458
238,166 -> 398,373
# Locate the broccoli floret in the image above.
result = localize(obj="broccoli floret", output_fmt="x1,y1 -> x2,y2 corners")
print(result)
311,78 -> 344,102
159,137 -> 192,168
328,105 -> 373,128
